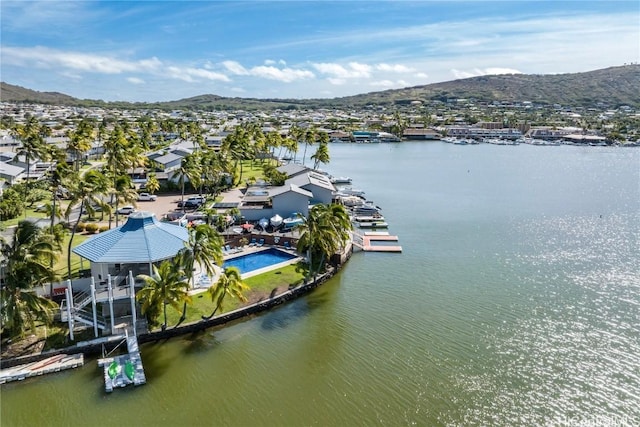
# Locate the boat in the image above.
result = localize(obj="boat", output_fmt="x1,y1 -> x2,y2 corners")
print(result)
282,213 -> 304,229
352,217 -> 388,229
340,187 -> 365,197
337,195 -> 365,207
258,217 -> 269,229
270,214 -> 283,228
330,176 -> 352,184
353,202 -> 381,216
355,222 -> 388,229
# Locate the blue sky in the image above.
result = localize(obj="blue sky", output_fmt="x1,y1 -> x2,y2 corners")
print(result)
1,1 -> 638,102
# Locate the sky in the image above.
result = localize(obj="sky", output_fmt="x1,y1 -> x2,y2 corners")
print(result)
1,1 -> 639,103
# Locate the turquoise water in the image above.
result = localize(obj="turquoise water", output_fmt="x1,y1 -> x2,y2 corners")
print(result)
223,248 -> 297,274
2,142 -> 639,426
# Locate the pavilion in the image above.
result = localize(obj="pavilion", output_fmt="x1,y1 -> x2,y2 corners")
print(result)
73,211 -> 189,285
63,212 -> 189,339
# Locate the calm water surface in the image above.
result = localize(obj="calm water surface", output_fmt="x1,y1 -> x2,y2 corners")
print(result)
2,143 -> 639,426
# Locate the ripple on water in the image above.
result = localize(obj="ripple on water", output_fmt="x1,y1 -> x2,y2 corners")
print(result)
446,213 -> 640,426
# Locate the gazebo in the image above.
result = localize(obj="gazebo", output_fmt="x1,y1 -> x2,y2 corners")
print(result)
63,212 -> 189,338
73,211 -> 189,285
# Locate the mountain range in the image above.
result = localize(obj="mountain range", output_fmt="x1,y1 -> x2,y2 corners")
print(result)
1,65 -> 638,110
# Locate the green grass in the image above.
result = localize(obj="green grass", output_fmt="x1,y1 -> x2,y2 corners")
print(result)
237,159 -> 278,184
3,208 -> 48,227
53,233 -> 90,278
161,262 -> 307,328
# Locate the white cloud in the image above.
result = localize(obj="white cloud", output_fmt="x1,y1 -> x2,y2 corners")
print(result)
222,60 -> 249,75
370,80 -> 395,87
264,59 -> 276,65
415,72 -> 428,78
127,77 -> 145,84
312,61 -> 372,79
1,46 -> 161,74
249,65 -> 314,82
328,78 -> 346,85
375,63 -> 415,73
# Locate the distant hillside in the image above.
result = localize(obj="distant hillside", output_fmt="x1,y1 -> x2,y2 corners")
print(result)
2,65 -> 639,110
0,82 -> 77,105
336,65 -> 640,108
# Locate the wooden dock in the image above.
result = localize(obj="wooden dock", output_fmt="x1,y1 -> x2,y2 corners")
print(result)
354,231 -> 403,253
0,354 -> 84,384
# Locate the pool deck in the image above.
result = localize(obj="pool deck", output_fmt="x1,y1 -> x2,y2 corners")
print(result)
188,245 -> 302,294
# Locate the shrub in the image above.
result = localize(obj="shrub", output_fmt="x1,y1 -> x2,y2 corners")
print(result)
99,225 -> 110,233
0,187 -> 24,220
84,223 -> 99,234
75,222 -> 86,232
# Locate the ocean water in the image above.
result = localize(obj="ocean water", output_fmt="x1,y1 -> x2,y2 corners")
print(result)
2,142 -> 639,426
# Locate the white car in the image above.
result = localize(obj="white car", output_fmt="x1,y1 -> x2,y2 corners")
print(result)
137,192 -> 157,201
117,205 -> 136,215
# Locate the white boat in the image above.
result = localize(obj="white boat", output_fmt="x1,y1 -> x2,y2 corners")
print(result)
336,195 -> 365,207
270,214 -> 283,228
353,202 -> 381,216
353,218 -> 388,229
330,176 -> 352,184
283,213 -> 304,229
340,187 -> 365,197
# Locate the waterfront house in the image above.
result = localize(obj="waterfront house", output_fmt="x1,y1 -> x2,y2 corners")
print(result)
285,171 -> 335,204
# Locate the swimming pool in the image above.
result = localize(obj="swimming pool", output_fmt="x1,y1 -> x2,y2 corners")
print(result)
223,248 -> 298,275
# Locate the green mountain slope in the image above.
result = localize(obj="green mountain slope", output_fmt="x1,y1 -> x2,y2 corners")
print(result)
2,65 -> 638,109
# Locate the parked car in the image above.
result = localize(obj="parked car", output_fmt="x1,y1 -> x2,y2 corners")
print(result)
177,196 -> 206,208
117,205 -> 136,215
137,192 -> 157,201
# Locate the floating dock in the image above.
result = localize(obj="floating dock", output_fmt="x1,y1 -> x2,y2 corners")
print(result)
98,332 -> 146,392
353,231 -> 403,253
0,353 -> 84,384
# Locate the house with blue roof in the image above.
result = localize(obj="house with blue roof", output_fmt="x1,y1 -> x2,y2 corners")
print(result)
73,211 -> 189,285
63,212 -> 190,338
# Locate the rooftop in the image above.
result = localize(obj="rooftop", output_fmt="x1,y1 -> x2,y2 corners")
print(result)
73,212 -> 188,263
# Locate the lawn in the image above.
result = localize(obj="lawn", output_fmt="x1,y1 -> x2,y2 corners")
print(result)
162,262 -> 307,328
3,208 -> 49,227
53,233 -> 90,278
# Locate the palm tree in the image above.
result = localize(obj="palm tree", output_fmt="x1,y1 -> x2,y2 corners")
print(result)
296,203 -> 352,279
65,169 -> 109,280
302,126 -> 317,166
12,117 -> 49,209
202,267 -> 248,319
136,260 -> 191,330
311,139 -> 330,170
175,154 -> 202,212
112,175 -> 137,224
0,221 -> 60,337
145,172 -> 160,194
174,224 -> 223,325
66,118 -> 95,171
287,125 -> 303,163
222,126 -> 251,185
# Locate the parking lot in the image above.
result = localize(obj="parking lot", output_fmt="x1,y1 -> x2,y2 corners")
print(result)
130,193 -> 202,219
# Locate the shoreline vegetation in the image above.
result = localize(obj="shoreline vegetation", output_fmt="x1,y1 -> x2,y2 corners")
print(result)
0,253 -> 349,369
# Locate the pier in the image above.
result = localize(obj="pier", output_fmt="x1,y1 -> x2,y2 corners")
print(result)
97,330 -> 146,392
352,231 -> 403,253
0,354 -> 84,384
